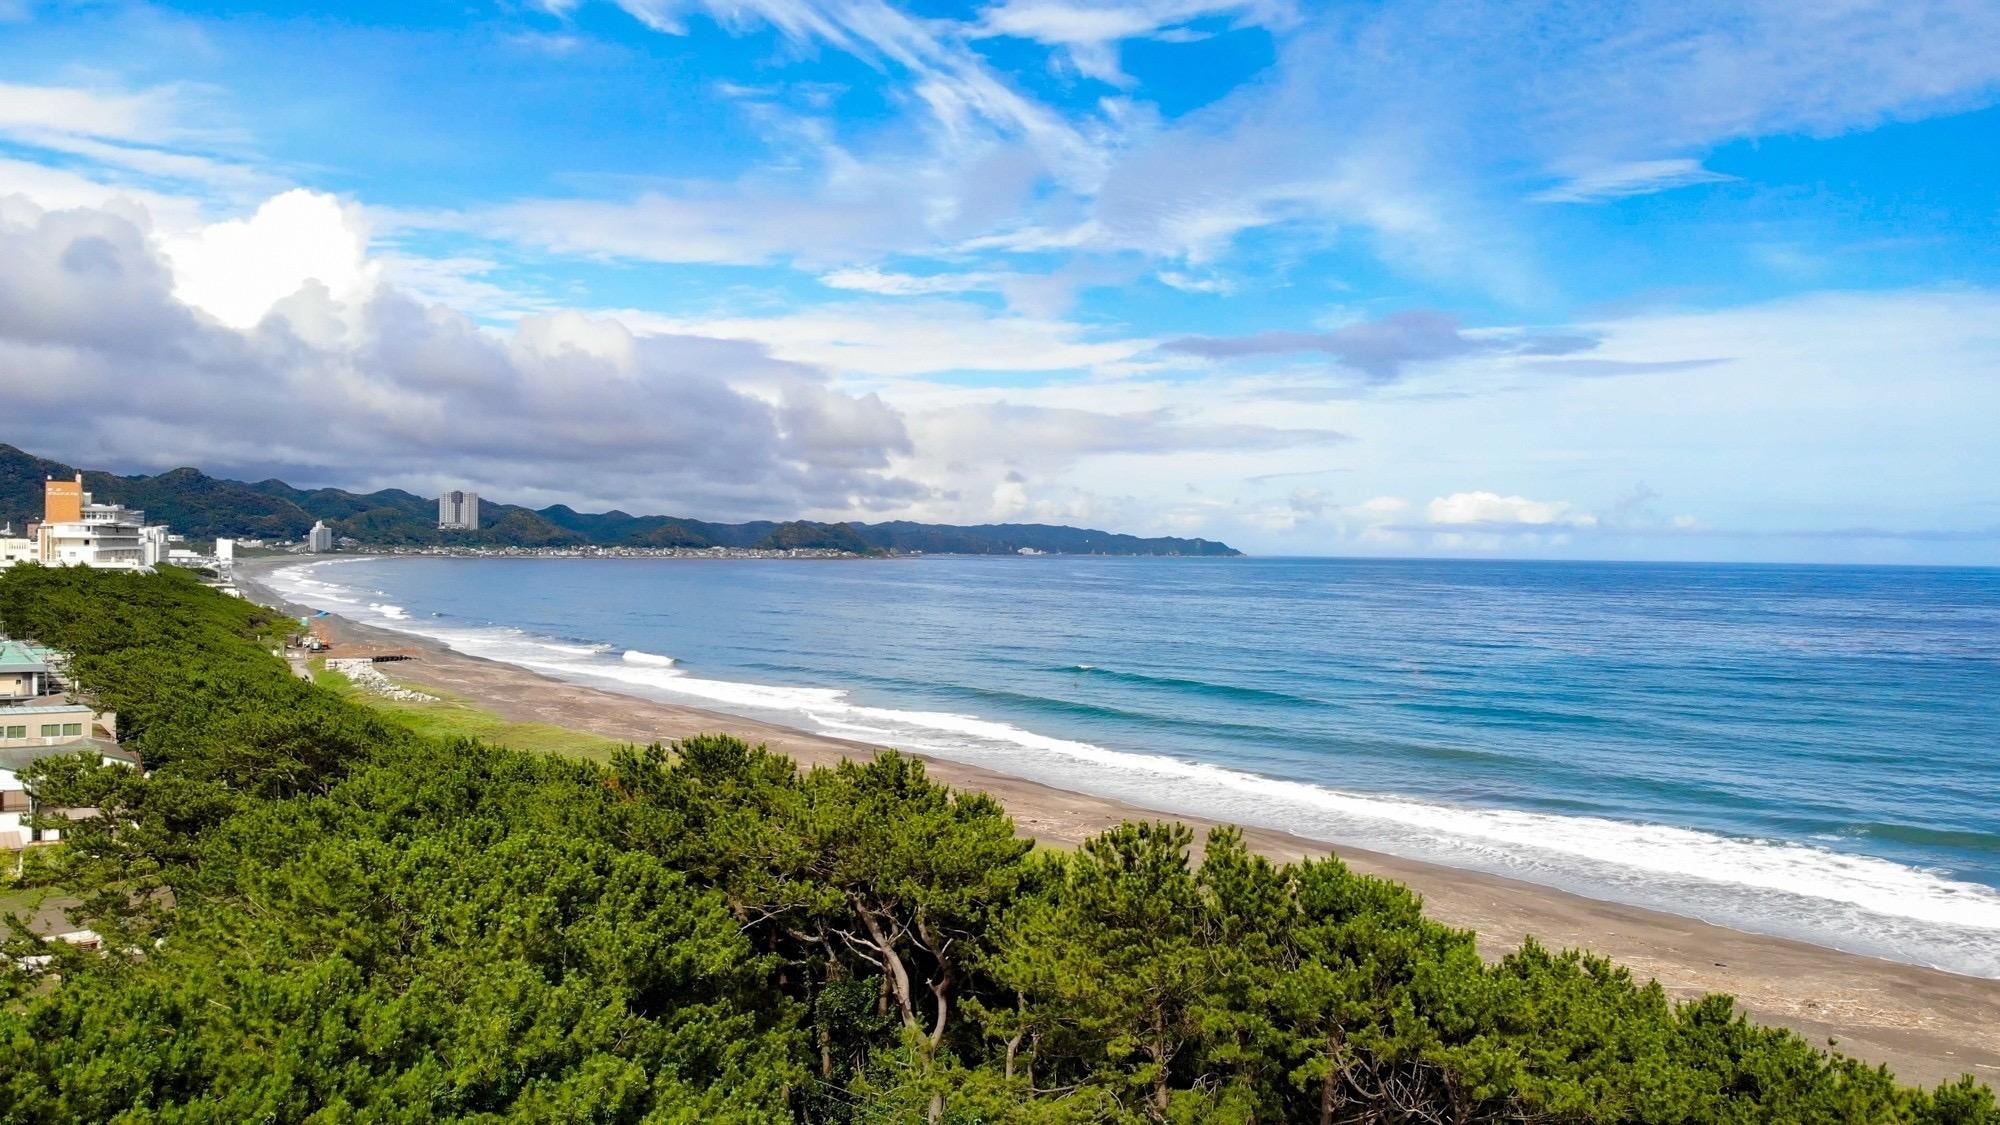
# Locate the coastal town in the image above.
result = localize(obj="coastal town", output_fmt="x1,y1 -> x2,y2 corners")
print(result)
0,478 -> 157,889
0,471 -> 859,870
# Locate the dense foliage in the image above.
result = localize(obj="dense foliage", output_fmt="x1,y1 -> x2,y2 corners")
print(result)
0,445 -> 1237,555
0,566 -> 1988,1122
756,521 -> 882,554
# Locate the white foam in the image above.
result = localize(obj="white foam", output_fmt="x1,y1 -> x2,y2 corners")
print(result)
258,558 -> 2000,978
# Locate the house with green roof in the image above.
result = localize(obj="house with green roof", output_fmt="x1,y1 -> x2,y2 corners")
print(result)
0,639 -> 60,703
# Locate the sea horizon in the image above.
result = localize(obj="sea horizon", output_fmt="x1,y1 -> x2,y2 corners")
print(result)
261,552 -> 2000,980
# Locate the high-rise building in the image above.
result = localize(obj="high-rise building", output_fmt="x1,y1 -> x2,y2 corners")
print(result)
307,521 -> 334,553
35,475 -> 168,570
438,490 -> 481,530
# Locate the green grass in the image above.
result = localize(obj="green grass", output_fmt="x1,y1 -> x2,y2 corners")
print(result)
313,663 -> 631,764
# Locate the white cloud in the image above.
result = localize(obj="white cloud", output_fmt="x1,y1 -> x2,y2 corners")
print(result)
913,401 -> 1345,467
1426,491 -> 1595,527
817,262 -> 1128,317
0,81 -> 265,205
1357,495 -> 1408,515
421,1 -> 2000,306
0,82 -> 188,142
603,0 -> 1106,186
160,189 -> 380,329
1531,158 -> 1736,203
0,158 -> 207,230
973,1 -> 1299,85
0,194 -> 924,516
818,266 -> 1007,296
616,299 -> 1152,379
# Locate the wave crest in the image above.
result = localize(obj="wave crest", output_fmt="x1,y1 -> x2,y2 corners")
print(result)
258,558 -> 2000,979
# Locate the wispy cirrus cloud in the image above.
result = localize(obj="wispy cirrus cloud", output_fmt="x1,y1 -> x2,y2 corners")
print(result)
1531,159 -> 1737,204
0,81 -> 272,203
917,401 -> 1346,467
972,1 -> 1299,85
1162,310 -> 1597,383
442,0 -> 2000,308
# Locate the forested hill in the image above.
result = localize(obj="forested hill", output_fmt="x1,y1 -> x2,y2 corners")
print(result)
0,444 -> 1238,555
0,566 -> 1992,1120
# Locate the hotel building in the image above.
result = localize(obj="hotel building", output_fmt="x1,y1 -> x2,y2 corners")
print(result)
34,476 -> 168,570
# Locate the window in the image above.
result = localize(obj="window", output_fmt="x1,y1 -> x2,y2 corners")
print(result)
3,725 -> 23,738
40,724 -> 59,736
62,723 -> 83,736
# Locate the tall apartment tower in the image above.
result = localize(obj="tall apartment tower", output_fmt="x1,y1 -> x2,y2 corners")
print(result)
438,490 -> 481,531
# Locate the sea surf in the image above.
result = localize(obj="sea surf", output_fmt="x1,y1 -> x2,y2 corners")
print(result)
262,554 -> 2000,978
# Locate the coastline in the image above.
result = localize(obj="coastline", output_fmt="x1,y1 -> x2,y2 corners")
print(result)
234,554 -> 2000,1085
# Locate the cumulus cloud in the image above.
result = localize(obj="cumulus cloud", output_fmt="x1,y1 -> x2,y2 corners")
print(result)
1162,309 -> 1597,383
0,190 -> 1367,527
160,189 -> 380,329
0,194 -> 924,516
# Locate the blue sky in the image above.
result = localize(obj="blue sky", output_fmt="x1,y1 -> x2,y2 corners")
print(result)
1,0 -> 1996,560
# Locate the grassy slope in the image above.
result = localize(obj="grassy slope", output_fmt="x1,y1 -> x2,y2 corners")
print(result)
311,663 -> 629,763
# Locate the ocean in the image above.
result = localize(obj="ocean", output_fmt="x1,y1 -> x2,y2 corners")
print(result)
264,555 -> 2000,978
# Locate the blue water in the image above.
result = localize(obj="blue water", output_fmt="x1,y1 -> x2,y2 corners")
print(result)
268,556 -> 2000,976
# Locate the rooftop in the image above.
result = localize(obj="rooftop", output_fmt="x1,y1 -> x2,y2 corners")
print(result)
0,640 -> 54,673
0,701 -> 93,716
0,740 -> 136,772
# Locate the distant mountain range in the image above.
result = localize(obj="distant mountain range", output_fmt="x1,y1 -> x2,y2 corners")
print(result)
0,445 -> 1239,557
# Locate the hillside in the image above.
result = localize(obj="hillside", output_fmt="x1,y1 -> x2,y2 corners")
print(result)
0,445 -> 1238,556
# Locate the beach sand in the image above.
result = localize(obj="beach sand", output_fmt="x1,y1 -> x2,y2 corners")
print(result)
238,557 -> 2000,1086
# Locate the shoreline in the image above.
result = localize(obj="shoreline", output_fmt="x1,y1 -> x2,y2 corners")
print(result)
234,555 -> 2000,1085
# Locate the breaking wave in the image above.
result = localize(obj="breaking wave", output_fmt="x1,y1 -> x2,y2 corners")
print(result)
260,558 -> 2000,979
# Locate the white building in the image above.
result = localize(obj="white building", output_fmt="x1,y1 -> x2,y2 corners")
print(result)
438,490 -> 480,530
33,476 -> 170,571
0,705 -> 136,849
307,521 -> 335,553
140,524 -> 169,568
0,526 -> 33,569
216,538 -> 235,567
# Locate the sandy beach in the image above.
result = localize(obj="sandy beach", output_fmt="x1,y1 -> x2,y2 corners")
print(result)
238,556 -> 2000,1086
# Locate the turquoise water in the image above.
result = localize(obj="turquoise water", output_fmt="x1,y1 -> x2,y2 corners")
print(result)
268,556 -> 2000,976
